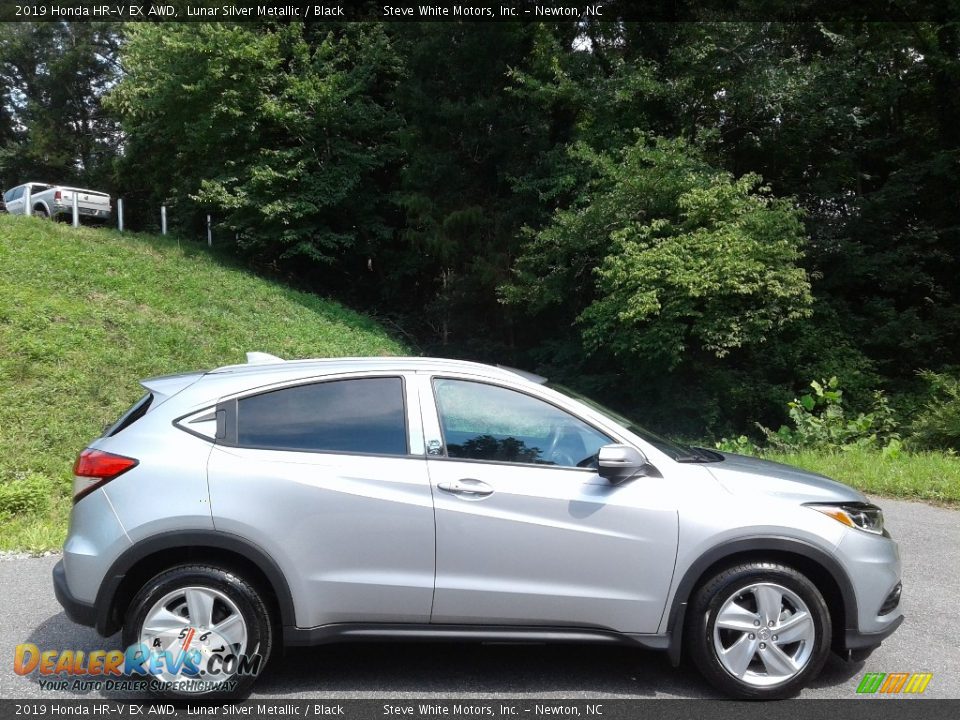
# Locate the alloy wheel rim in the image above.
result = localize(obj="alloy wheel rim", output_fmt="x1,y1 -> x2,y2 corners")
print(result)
139,585 -> 248,691
712,581 -> 816,687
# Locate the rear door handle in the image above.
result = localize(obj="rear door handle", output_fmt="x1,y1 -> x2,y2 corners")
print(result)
436,478 -> 494,498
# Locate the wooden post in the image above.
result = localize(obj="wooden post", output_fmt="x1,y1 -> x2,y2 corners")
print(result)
24,185 -> 31,216
117,198 -> 124,232
72,192 -> 80,228
207,214 -> 212,247
161,205 -> 167,235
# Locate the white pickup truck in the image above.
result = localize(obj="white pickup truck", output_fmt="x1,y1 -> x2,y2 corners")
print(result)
2,182 -> 111,223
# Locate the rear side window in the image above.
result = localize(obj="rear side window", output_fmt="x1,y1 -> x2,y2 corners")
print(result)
236,377 -> 407,456
105,393 -> 153,437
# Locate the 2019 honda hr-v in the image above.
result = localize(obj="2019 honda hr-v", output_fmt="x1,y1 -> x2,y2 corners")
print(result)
54,353 -> 903,699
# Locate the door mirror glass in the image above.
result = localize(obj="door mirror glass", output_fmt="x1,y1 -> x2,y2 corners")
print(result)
597,444 -> 649,483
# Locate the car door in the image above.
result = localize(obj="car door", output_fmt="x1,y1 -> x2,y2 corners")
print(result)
6,186 -> 24,215
206,373 -> 436,628
420,374 -> 679,634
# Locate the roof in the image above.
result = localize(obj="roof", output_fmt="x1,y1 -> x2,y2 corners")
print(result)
207,352 -> 546,384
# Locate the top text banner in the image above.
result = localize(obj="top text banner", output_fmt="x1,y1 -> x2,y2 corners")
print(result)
0,0 -> 952,23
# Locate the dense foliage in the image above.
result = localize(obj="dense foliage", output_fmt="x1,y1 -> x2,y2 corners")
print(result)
910,371 -> 960,450
3,19 -> 960,442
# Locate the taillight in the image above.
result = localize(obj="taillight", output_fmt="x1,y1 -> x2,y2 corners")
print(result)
72,449 -> 138,503
55,190 -> 62,201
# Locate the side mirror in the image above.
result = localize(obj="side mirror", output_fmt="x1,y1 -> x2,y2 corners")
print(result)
597,444 -> 649,484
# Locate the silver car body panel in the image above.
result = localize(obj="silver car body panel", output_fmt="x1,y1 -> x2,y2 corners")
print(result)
61,487 -> 130,604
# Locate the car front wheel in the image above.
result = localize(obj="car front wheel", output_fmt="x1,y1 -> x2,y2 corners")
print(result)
687,562 -> 832,699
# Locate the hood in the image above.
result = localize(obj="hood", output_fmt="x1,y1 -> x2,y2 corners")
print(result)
706,452 -> 867,504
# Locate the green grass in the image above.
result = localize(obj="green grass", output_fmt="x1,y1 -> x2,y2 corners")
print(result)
0,215 -> 406,551
764,449 -> 960,505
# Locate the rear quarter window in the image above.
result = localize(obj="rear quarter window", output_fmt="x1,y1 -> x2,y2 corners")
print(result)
235,377 -> 408,456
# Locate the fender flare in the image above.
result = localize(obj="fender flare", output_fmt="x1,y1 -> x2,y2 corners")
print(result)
94,530 -> 296,636
664,536 -> 858,665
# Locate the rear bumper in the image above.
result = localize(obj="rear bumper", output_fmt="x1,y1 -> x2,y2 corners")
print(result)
52,204 -> 111,220
53,559 -> 97,628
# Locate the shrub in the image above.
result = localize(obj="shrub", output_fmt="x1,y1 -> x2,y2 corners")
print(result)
0,472 -> 53,519
910,371 -> 960,451
746,377 -> 900,452
715,435 -> 760,455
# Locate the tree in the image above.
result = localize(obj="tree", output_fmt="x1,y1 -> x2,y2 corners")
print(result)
109,22 -> 401,268
504,135 -> 812,369
380,23 -> 562,351
0,22 -> 122,189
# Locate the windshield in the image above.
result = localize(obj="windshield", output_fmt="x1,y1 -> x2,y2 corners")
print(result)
548,384 -> 720,463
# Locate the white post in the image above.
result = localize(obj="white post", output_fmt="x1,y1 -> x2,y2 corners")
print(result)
206,214 -> 212,247
117,199 -> 124,232
161,205 -> 167,235
72,192 -> 79,228
24,185 -> 32,216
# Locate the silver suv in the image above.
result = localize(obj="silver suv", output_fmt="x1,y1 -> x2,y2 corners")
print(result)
54,354 -> 903,699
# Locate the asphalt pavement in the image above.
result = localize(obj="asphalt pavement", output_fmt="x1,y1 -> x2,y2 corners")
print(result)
1,497 -> 956,700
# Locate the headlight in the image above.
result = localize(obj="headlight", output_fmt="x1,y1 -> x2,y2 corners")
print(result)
807,502 -> 885,535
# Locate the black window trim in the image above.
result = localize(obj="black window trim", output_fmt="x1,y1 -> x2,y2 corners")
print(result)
172,404 -> 221,443
429,375 -> 615,473
216,374 -> 415,459
105,393 -> 154,438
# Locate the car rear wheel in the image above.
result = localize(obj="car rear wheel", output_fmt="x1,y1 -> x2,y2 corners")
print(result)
123,564 -> 273,699
33,207 -> 48,219
686,562 -> 832,699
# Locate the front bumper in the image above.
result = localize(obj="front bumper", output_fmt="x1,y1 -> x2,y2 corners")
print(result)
840,613 -> 904,662
53,559 -> 96,628
845,613 -> 904,650
833,527 -> 904,660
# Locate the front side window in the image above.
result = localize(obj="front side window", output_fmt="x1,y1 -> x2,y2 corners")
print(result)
433,379 -> 611,468
236,377 -> 407,455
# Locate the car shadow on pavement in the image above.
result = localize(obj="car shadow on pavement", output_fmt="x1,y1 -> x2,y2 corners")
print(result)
19,611 -> 123,697
255,643 -> 719,698
21,613 -> 863,699
806,654 -> 865,690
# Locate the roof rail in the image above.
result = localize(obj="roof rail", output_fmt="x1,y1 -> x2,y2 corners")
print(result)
245,351 -> 285,365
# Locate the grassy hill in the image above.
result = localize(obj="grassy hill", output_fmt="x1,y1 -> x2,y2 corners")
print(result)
0,215 -> 406,550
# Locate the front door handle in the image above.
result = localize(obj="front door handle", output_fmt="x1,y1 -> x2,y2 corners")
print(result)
436,478 -> 494,498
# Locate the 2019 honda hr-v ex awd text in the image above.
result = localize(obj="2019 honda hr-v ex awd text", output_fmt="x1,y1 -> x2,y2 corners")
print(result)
54,354 -> 903,698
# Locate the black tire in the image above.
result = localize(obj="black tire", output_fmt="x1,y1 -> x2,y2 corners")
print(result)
123,564 -> 274,700
686,562 -> 832,699
33,207 -> 48,219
